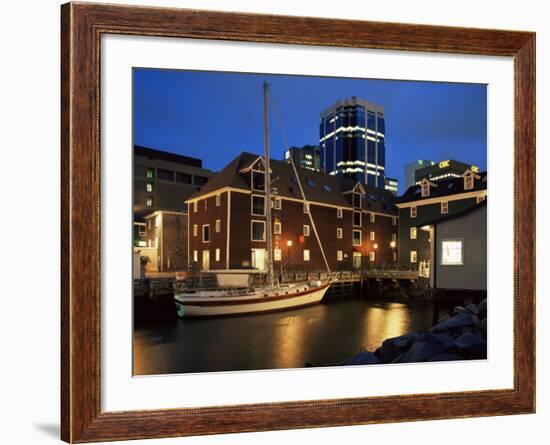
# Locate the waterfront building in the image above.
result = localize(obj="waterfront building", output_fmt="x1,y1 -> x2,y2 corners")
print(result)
186,152 -> 398,272
395,169 -> 487,274
404,159 -> 435,189
420,200 -> 487,291
414,159 -> 480,185
134,145 -> 214,221
384,176 -> 399,196
319,97 -> 386,189
142,210 -> 188,273
284,145 -> 321,171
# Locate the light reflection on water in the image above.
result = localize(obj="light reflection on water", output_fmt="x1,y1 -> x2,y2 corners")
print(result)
133,298 -> 435,376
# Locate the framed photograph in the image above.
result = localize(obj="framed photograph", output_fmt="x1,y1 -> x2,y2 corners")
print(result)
61,2 -> 535,442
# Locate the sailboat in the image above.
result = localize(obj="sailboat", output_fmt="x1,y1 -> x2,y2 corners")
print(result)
174,83 -> 332,317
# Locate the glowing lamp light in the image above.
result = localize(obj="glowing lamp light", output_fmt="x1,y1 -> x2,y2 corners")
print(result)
390,241 -> 396,248
373,243 -> 378,249
287,240 -> 293,247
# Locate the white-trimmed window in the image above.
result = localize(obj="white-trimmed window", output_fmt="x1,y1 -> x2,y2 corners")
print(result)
155,215 -> 160,227
353,211 -> 362,227
274,221 -> 282,235
146,197 -> 153,207
370,213 -> 376,223
215,248 -> 221,262
410,227 -> 417,240
215,219 -> 221,233
441,201 -> 449,214
441,240 -> 463,265
193,224 -> 198,237
202,224 -> 210,243
146,167 -> 155,179
337,208 -> 343,219
138,224 -> 146,236
353,229 -> 362,246
251,195 -> 266,216
303,202 -> 310,214
146,182 -> 153,192
464,173 -> 474,190
274,198 -> 282,210
477,195 -> 486,204
392,216 -> 397,226
370,251 -> 375,262
421,182 -> 430,197
193,201 -> 198,213
337,228 -> 343,239
393,252 -> 397,262
274,248 -> 282,262
369,231 -> 375,241
251,220 -> 266,241
204,199 -> 208,211
303,224 -> 310,237
303,249 -> 310,262
251,169 -> 265,191
193,250 -> 198,262
337,250 -> 343,262
216,193 -> 221,207
410,206 -> 417,218
410,250 -> 417,263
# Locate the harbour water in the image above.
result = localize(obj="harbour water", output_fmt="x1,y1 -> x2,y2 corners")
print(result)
133,297 -> 438,375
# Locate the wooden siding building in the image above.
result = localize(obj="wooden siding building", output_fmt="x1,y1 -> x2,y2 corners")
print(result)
186,152 -> 399,272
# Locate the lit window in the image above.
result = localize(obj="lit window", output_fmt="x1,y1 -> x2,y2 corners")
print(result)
421,182 -> 430,197
193,201 -> 198,213
303,225 -> 310,237
337,250 -> 343,261
410,206 -> 417,218
393,252 -> 397,262
146,197 -> 153,207
216,194 -> 221,207
138,224 -> 146,236
251,221 -> 266,241
441,240 -> 463,265
370,251 -> 375,261
410,251 -> 417,263
202,225 -> 210,243
193,224 -> 198,237
337,208 -> 343,219
392,216 -> 397,226
337,228 -> 343,239
274,221 -> 282,235
146,167 -> 155,179
274,198 -> 282,210
251,195 -> 266,216
353,230 -> 362,246
464,174 -> 474,190
274,248 -> 282,262
303,202 -> 310,214
353,211 -> 361,227
215,248 -> 221,262
215,219 -> 221,233
370,213 -> 375,223
193,250 -> 198,262
370,231 -> 375,241
303,249 -> 310,262
410,227 -> 417,240
146,182 -> 153,192
155,215 -> 160,227
441,201 -> 449,214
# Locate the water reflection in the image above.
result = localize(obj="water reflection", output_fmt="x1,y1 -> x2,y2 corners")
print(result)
133,298 -> 435,376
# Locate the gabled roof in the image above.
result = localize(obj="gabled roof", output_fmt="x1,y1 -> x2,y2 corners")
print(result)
397,171 -> 487,204
188,151 -> 397,214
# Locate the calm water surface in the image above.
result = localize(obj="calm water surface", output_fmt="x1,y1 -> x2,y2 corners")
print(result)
133,298 -> 436,375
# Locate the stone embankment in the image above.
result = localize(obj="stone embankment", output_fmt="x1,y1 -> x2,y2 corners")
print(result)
344,299 -> 487,365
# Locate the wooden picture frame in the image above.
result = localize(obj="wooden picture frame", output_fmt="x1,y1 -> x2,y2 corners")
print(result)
61,2 -> 535,442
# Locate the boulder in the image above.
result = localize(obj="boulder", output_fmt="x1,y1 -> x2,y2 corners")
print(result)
452,306 -> 465,315
453,333 -> 487,359
344,351 -> 381,366
480,318 -> 487,339
428,353 -> 463,362
379,333 -> 419,363
392,333 -> 450,363
478,299 -> 487,319
437,313 -> 451,324
430,312 -> 480,333
464,303 -> 479,315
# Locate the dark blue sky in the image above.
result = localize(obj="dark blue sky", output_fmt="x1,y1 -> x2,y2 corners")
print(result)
133,69 -> 487,193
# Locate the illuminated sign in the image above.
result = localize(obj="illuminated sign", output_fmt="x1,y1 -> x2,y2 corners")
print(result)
471,165 -> 480,173
439,160 -> 450,168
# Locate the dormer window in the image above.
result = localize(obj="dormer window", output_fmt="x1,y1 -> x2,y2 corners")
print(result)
463,169 -> 480,191
251,170 -> 265,191
421,182 -> 430,197
352,192 -> 361,208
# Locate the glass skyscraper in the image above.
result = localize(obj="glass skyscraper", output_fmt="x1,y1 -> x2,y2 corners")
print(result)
319,97 -> 386,188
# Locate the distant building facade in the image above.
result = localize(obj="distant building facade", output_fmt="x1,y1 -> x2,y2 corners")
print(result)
395,170 -> 487,278
404,159 -> 435,189
414,159 -> 480,185
384,176 -> 399,196
284,145 -> 321,171
319,97 -> 386,189
134,145 -> 214,221
186,152 -> 399,273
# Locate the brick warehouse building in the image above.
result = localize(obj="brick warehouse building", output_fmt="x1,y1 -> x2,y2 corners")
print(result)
186,152 -> 398,272
395,169 -> 487,272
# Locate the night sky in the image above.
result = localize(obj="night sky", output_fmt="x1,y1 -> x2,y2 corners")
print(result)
133,68 -> 487,194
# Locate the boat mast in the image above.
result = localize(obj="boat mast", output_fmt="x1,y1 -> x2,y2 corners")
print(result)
263,82 -> 275,288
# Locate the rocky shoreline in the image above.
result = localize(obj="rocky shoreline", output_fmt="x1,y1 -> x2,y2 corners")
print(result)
340,299 -> 487,366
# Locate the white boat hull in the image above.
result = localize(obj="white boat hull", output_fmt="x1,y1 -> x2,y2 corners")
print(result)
174,283 -> 330,317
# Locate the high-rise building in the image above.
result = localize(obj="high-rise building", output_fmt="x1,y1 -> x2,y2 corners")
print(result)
284,145 -> 321,171
384,176 -> 399,196
319,97 -> 386,189
404,159 -> 435,189
414,159 -> 480,185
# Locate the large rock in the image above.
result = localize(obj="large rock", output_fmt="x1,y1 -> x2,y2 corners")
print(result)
478,299 -> 487,319
453,333 -> 487,359
464,303 -> 479,315
480,318 -> 487,339
344,351 -> 381,366
392,333 -> 451,363
430,312 -> 480,333
379,333 -> 419,363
